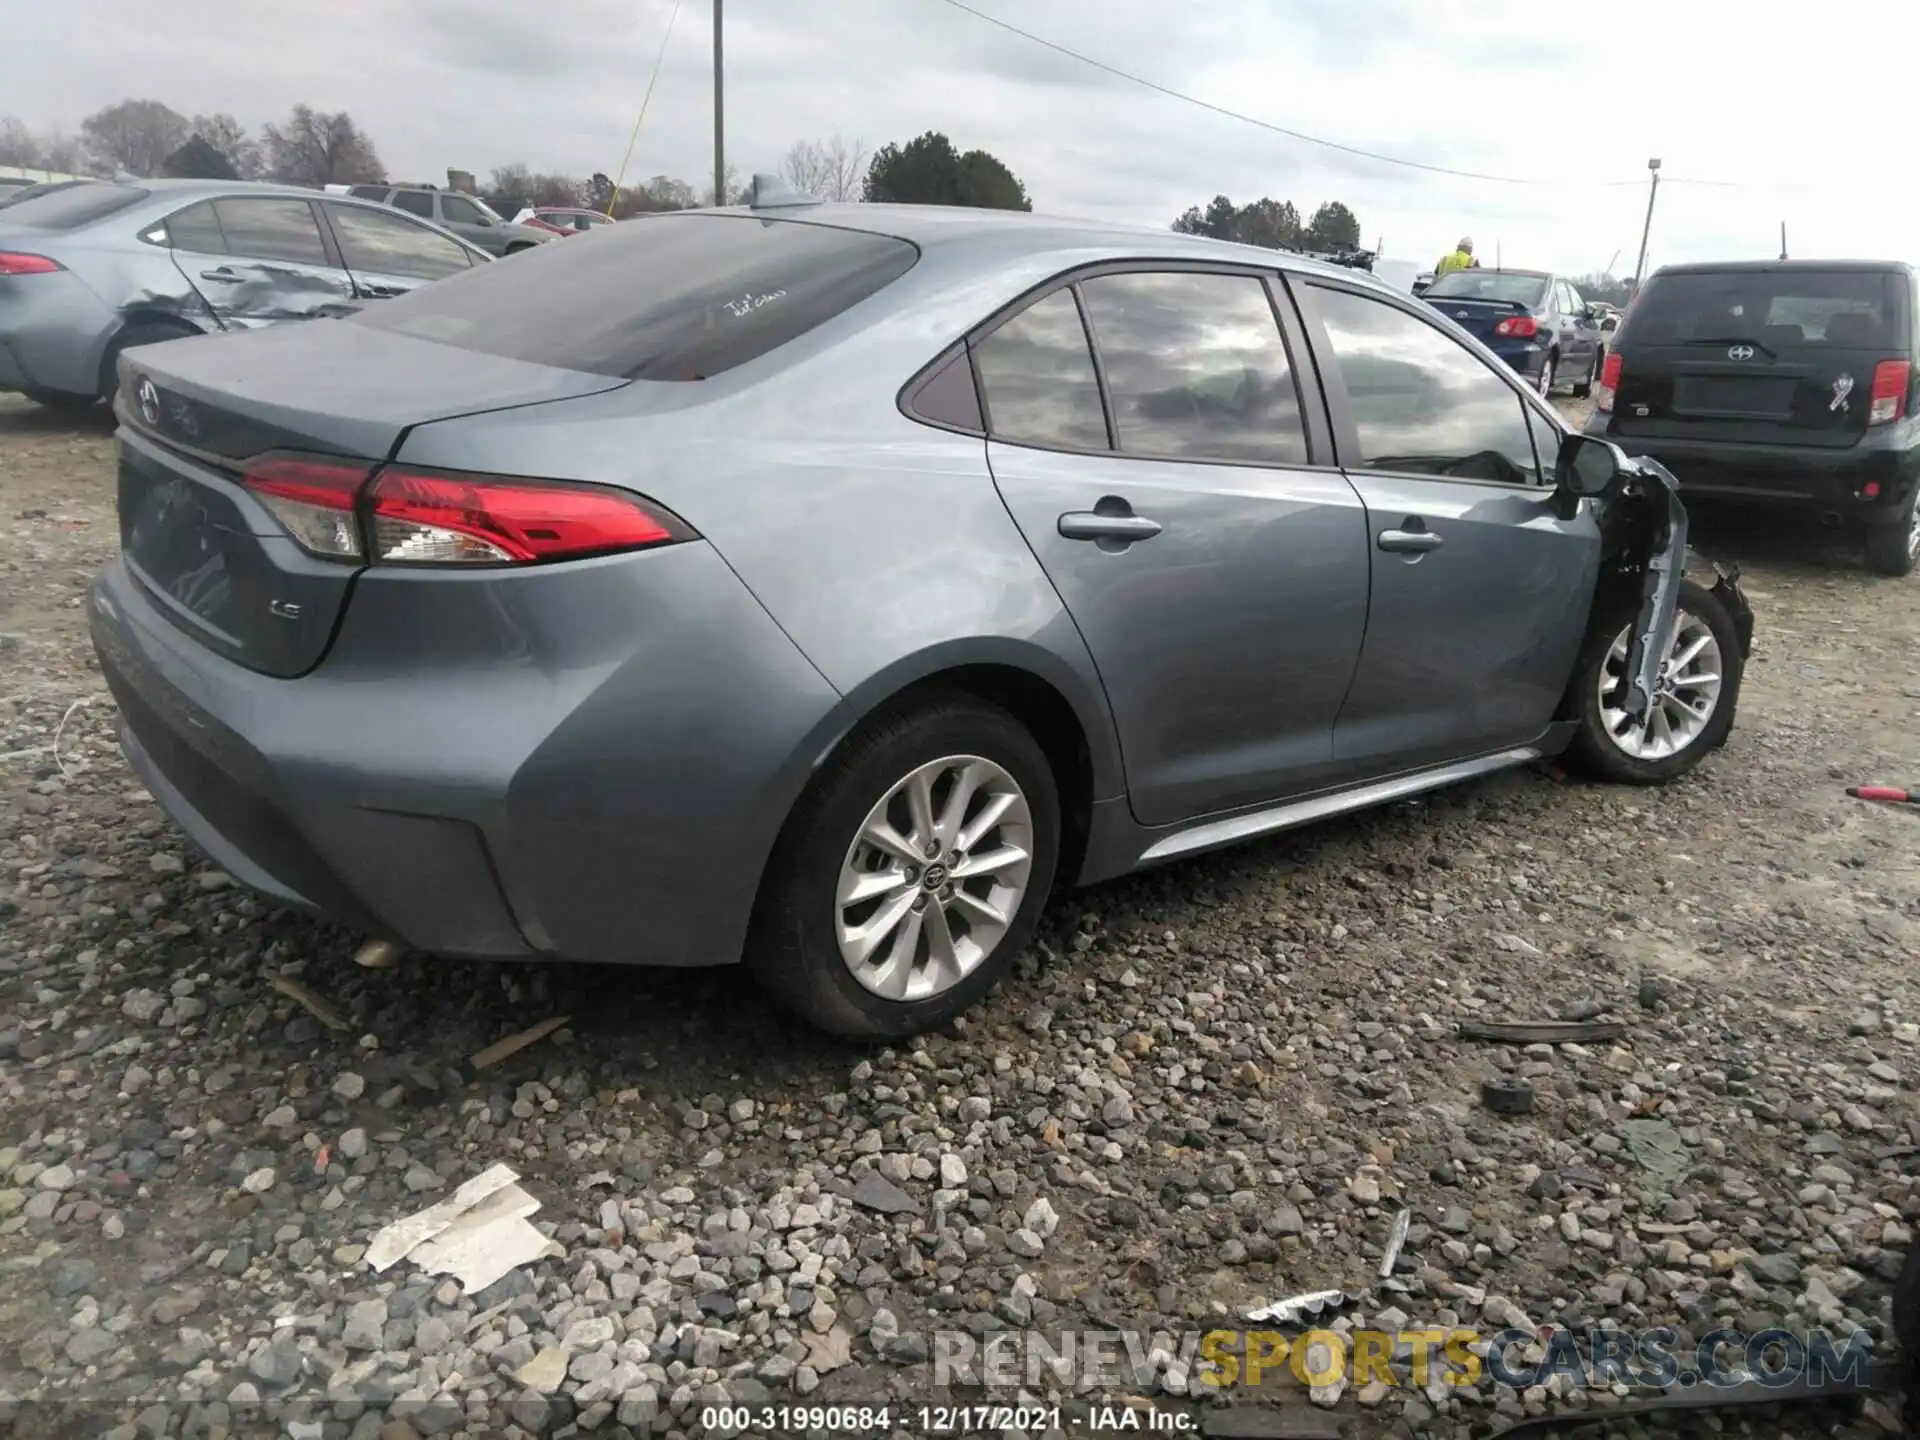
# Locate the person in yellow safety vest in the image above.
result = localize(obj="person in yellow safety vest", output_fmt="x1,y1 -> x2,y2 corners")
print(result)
1435,236 -> 1475,276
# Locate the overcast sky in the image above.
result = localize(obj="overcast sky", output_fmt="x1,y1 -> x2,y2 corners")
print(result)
12,0 -> 1918,276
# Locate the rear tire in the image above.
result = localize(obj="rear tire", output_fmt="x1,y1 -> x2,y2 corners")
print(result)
1864,487 -> 1920,577
22,387 -> 98,412
1563,578 -> 1743,784
505,243 -> 536,255
97,321 -> 201,400
1537,352 -> 1558,397
1571,351 -> 1598,399
748,696 -> 1060,1040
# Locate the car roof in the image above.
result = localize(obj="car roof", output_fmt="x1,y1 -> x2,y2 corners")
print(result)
1432,266 -> 1550,278
689,201 -> 1403,290
1650,258 -> 1915,277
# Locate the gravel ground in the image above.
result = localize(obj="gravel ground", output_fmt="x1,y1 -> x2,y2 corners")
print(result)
3,390 -> 1919,1440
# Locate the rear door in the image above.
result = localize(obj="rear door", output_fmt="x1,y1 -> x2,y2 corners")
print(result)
1561,280 -> 1599,370
319,200 -> 478,302
979,267 -> 1372,825
1612,267 -> 1911,450
1296,278 -> 1600,774
163,196 -> 356,329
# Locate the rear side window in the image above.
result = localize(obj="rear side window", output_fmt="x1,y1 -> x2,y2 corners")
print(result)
347,213 -> 919,381
212,198 -> 329,267
164,201 -> 227,254
324,202 -> 473,280
0,183 -> 148,230
973,289 -> 1109,451
1078,270 -> 1307,465
1628,268 -> 1908,349
390,191 -> 434,219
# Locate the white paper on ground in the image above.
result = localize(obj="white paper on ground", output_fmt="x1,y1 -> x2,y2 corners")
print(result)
405,1182 -> 543,1274
410,1214 -> 558,1293
364,1162 -> 522,1272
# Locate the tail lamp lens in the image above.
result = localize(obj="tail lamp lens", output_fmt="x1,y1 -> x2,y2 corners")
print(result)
241,455 -> 691,565
1869,360 -> 1909,426
1595,351 -> 1623,413
0,252 -> 62,277
1494,315 -> 1539,338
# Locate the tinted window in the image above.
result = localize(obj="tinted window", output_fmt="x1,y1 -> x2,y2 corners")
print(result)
973,289 -> 1109,451
1078,271 -> 1306,465
349,186 -> 389,201
441,195 -> 484,225
212,198 -> 329,267
0,182 -> 148,230
164,201 -> 227,254
1628,268 -> 1907,349
1311,285 -> 1541,486
325,203 -> 472,280
390,191 -> 434,219
1423,271 -> 1550,307
348,212 -> 918,381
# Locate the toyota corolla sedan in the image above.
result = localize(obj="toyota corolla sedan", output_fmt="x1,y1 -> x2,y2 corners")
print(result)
89,186 -> 1753,1038
1421,266 -> 1608,398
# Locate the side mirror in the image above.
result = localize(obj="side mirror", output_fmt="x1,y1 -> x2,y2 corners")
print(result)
1556,433 -> 1626,497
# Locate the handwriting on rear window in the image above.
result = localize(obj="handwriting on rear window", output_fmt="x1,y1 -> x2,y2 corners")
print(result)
724,289 -> 787,318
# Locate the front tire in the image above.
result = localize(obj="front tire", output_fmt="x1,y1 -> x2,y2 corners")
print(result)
22,386 -> 98,412
1864,487 -> 1920,577
1564,578 -> 1743,784
748,696 -> 1060,1040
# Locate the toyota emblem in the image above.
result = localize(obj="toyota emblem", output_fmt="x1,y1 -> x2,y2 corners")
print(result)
1727,344 -> 1755,361
135,375 -> 160,426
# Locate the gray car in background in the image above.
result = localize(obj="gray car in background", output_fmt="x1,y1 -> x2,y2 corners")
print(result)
88,200 -> 1753,1039
0,178 -> 488,407
347,185 -> 555,256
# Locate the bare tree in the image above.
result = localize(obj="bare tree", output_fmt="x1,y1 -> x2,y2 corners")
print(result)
529,172 -> 582,208
38,130 -> 89,174
0,117 -> 43,168
80,99 -> 190,176
779,136 -> 866,202
261,105 -> 386,187
701,165 -> 746,207
190,112 -> 262,179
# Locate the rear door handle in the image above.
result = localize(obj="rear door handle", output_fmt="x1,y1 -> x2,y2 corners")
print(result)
1378,522 -> 1443,554
198,268 -> 243,284
359,284 -> 403,299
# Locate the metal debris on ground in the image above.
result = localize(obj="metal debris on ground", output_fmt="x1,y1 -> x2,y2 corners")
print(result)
469,1014 -> 571,1070
364,1162 -> 556,1292
1620,1117 -> 1691,1183
1378,1208 -> 1411,1278
352,937 -> 406,969
1244,1288 -> 1352,1326
268,972 -> 350,1033
1458,1019 -> 1626,1044
1482,1077 -> 1536,1114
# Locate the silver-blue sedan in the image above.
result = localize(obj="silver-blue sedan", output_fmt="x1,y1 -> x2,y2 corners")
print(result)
0,177 -> 488,407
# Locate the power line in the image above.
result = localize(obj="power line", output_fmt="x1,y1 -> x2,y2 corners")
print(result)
930,0 -> 1752,192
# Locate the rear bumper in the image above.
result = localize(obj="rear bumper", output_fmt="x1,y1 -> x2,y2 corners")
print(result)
1486,339 -> 1547,378
1586,417 -> 1920,524
88,541 -> 844,967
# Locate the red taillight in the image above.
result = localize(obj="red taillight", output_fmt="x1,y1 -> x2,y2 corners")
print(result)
0,252 -> 62,276
239,455 -> 692,566
366,468 -> 689,565
1494,315 -> 1539,338
1870,360 -> 1909,426
1595,351 -> 1623,413
243,455 -> 374,560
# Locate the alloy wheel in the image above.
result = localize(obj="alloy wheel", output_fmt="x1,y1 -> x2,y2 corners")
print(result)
835,754 -> 1033,1002
1598,615 -> 1724,761
1538,357 -> 1556,397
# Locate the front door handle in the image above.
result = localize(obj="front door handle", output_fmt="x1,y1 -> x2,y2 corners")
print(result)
1378,520 -> 1443,554
199,268 -> 243,284
1059,513 -> 1162,543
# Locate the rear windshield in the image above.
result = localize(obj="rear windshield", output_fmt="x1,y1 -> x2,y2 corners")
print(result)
1423,271 -> 1549,306
1627,268 -> 1909,349
0,182 -> 148,230
348,212 -> 919,381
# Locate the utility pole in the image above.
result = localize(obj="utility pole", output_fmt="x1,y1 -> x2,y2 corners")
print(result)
712,0 -> 725,206
1779,221 -> 1788,260
1631,157 -> 1661,295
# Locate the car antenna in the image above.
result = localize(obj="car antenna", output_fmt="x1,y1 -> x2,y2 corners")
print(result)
746,173 -> 818,210
1779,221 -> 1788,261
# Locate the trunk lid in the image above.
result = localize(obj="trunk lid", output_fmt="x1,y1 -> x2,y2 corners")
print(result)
1612,267 -> 1911,450
1425,296 -> 1530,345
113,320 -> 628,677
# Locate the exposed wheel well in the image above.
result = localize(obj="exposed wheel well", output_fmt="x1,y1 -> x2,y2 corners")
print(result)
97,315 -> 203,397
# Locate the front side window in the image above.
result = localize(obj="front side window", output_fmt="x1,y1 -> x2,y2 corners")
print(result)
1310,285 -> 1541,486
211,198 -> 329,267
325,202 -> 473,280
441,195 -> 485,226
972,289 -> 1109,451
1078,271 -> 1308,465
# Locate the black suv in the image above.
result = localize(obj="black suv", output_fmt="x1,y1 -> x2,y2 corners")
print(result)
1586,260 -> 1920,575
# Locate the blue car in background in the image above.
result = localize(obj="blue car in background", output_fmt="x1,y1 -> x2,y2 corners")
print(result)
1422,267 -> 1606,398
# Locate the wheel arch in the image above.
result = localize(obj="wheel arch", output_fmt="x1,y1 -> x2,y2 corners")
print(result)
95,312 -> 207,397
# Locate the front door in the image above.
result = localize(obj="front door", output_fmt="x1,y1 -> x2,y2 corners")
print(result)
1296,279 -> 1601,773
976,269 -> 1372,827
163,196 -> 357,329
436,193 -> 504,254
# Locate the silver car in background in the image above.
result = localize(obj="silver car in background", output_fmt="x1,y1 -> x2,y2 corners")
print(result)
88,199 -> 1752,1040
0,178 -> 488,408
